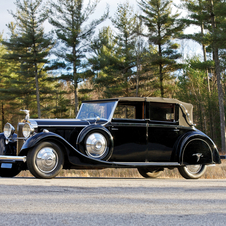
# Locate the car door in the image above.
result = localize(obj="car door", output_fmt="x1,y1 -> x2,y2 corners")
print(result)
146,102 -> 181,162
109,102 -> 147,162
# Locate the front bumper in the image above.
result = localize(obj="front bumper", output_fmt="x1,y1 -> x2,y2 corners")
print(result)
0,155 -> 26,163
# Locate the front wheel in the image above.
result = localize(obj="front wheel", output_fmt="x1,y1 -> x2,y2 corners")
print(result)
27,142 -> 64,179
137,167 -> 163,178
178,164 -> 207,179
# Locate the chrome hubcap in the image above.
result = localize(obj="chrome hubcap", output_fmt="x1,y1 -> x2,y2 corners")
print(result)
186,165 -> 202,174
86,133 -> 107,158
36,147 -> 58,173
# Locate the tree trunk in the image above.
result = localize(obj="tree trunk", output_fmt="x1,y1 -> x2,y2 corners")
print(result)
74,83 -> 78,117
34,63 -> 41,119
136,57 -> 140,97
158,44 -> 164,98
1,102 -> 4,132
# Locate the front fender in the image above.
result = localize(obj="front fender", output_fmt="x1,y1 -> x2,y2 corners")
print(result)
175,130 -> 221,165
19,131 -> 116,167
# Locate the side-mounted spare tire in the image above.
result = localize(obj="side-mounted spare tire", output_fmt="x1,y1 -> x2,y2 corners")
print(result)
77,127 -> 113,161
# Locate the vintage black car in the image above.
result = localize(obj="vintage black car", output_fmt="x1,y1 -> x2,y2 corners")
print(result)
0,97 -> 223,179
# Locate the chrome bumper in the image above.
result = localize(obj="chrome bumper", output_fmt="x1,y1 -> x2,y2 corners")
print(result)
0,155 -> 26,163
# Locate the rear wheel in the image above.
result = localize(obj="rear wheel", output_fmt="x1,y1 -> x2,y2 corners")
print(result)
27,142 -> 64,179
178,164 -> 207,179
0,163 -> 21,177
137,167 -> 163,178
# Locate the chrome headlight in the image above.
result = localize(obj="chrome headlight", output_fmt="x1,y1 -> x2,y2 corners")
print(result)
22,123 -> 34,139
3,123 -> 15,139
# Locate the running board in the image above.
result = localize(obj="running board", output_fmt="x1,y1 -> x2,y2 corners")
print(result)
111,162 -> 180,167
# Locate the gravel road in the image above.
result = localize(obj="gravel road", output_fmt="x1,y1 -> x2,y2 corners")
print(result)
0,177 -> 226,226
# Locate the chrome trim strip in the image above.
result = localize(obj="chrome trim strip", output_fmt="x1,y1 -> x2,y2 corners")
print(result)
30,125 -> 87,127
112,162 -> 180,167
0,155 -> 26,162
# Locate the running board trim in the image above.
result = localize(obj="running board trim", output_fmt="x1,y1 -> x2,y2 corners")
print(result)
111,162 -> 180,167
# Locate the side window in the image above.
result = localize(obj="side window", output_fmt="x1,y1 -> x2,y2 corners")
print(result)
150,103 -> 176,122
113,105 -> 136,119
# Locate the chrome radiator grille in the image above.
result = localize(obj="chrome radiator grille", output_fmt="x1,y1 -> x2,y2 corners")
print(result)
16,123 -> 25,155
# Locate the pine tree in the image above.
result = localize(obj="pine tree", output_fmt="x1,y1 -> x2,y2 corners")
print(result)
138,0 -> 184,97
110,2 -> 137,97
181,0 -> 226,153
89,2 -> 137,98
3,0 -> 54,118
49,0 -> 108,116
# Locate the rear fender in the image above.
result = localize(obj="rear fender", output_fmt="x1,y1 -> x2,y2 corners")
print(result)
175,130 -> 221,165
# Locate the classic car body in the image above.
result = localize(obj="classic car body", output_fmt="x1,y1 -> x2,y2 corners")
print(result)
0,97 -> 222,179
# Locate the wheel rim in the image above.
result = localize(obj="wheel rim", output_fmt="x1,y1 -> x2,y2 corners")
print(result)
185,165 -> 202,174
36,147 -> 58,173
86,133 -> 107,158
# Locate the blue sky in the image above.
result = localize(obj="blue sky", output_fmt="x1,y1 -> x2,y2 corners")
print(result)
0,0 -> 202,57
0,0 -> 138,36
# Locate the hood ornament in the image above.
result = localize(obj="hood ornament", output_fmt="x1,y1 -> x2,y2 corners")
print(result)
193,153 -> 203,162
20,109 -> 30,121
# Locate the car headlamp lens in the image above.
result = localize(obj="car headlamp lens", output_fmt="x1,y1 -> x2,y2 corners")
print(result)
3,123 -> 15,139
22,123 -> 34,138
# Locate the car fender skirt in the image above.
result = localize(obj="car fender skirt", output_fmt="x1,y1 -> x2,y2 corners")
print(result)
178,131 -> 221,165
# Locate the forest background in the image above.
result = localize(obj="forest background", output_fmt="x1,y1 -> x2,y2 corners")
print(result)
0,0 -> 226,153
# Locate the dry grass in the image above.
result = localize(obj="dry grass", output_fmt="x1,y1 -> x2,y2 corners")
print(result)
17,160 -> 226,179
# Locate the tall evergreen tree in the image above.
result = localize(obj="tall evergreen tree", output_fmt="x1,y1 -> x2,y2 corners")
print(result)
138,0 -> 184,97
89,2 -> 137,98
49,0 -> 108,116
181,0 -> 226,153
3,0 -> 54,118
110,2 -> 137,97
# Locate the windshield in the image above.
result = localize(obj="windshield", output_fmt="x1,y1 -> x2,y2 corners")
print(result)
76,101 -> 117,120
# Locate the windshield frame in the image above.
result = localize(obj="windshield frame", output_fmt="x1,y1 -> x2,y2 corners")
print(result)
76,101 -> 118,121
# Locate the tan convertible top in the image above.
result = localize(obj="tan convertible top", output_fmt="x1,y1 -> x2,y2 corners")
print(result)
83,97 -> 194,127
